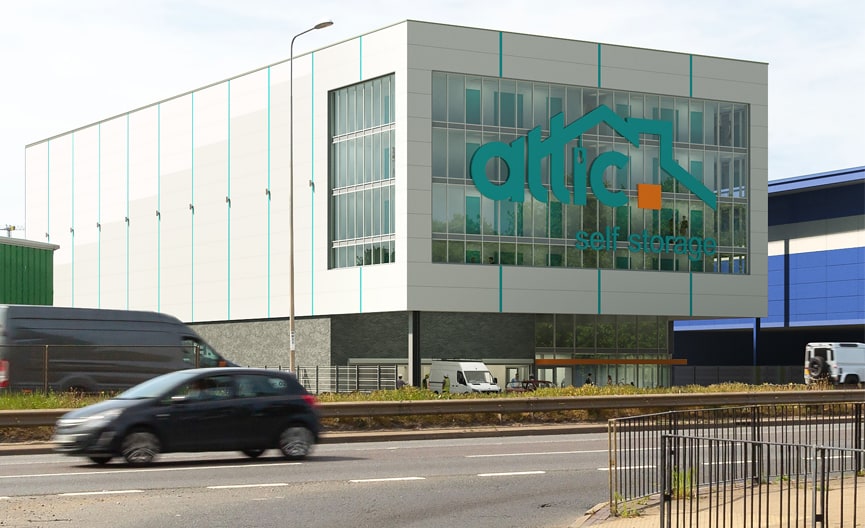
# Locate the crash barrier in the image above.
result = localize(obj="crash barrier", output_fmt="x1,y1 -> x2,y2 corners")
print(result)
609,402 -> 865,517
660,434 -> 864,527
2,390 -> 864,430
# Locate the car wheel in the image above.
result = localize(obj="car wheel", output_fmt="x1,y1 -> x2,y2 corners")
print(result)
242,449 -> 265,459
122,431 -> 160,466
278,426 -> 314,460
88,455 -> 112,465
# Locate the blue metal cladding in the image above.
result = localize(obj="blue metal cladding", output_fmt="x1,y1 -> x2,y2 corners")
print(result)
789,247 -> 865,325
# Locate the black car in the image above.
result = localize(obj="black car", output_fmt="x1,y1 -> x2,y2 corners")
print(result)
52,367 -> 321,466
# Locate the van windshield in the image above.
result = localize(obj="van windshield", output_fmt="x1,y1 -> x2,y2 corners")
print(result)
465,371 -> 494,384
115,370 -> 198,399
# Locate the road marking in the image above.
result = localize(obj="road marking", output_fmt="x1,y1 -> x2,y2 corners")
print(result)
349,477 -> 426,483
467,449 -> 605,458
478,471 -> 546,477
0,461 -> 301,480
59,490 -> 143,496
598,465 -> 656,471
207,483 -> 288,489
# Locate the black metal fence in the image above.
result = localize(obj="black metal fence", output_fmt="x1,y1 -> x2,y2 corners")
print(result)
608,403 -> 865,515
671,365 -> 804,386
660,434 -> 864,527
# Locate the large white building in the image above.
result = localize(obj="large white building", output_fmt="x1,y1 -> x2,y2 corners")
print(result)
24,20 -> 768,387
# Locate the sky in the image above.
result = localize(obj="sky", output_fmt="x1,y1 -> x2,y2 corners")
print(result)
1,0 -> 863,240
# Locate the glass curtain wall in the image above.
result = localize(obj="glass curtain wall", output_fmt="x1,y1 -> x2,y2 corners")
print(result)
431,72 -> 750,274
329,74 -> 396,268
535,314 -> 671,388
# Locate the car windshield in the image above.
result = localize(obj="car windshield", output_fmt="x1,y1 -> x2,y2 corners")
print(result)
465,371 -> 493,384
115,370 -> 200,399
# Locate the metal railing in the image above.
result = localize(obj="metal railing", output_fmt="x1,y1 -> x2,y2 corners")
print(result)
608,403 -> 865,515
0,344 -> 223,393
295,365 -> 399,394
660,434 -> 864,527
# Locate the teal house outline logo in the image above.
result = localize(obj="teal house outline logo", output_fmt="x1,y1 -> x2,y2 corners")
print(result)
469,104 -> 717,211
468,105 -> 720,263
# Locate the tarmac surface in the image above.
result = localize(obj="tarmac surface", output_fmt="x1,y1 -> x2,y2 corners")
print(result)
4,424 -> 860,527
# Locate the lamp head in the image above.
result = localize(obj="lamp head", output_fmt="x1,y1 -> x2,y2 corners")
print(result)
314,20 -> 334,30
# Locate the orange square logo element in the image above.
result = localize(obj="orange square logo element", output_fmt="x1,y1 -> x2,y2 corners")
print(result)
637,183 -> 662,210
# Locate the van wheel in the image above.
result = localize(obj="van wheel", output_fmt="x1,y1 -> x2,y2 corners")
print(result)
122,431 -> 160,466
88,455 -> 112,465
242,449 -> 265,459
279,426 -> 313,460
844,375 -> 860,386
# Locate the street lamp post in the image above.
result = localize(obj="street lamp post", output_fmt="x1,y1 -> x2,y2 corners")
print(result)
289,20 -> 333,374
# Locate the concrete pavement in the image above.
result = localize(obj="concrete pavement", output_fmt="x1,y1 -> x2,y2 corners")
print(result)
572,481 -> 864,527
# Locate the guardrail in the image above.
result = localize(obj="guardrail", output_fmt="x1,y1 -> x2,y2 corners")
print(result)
2,390 -> 863,428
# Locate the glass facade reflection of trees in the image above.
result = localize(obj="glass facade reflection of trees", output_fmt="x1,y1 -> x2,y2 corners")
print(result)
329,75 -> 396,268
431,72 -> 749,274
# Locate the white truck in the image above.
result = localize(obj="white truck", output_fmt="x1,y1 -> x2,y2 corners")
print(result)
428,359 -> 501,394
804,342 -> 865,386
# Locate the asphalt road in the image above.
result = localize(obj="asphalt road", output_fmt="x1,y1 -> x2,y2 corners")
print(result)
0,432 -> 609,528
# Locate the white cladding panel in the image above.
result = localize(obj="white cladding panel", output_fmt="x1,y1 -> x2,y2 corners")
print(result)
98,116 -> 128,310
71,126 -> 99,309
192,83 -> 229,322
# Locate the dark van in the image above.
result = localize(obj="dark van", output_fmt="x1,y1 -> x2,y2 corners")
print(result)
0,305 -> 232,393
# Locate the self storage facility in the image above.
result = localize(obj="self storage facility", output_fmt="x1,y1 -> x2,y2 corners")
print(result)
23,20 -> 768,387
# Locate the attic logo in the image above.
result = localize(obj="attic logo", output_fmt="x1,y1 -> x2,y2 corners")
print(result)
468,105 -> 717,211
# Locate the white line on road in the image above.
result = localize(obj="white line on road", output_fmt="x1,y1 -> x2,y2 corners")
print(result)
466,449 -> 606,458
207,483 -> 288,489
597,465 -> 656,471
59,490 -> 143,496
478,471 -> 546,477
349,477 -> 426,483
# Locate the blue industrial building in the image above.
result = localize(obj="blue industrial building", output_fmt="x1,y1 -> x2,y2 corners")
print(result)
674,166 -> 865,375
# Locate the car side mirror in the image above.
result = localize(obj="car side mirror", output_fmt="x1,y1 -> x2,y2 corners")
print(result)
493,377 -> 498,384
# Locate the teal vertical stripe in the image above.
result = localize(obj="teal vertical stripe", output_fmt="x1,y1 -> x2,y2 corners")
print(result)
126,114 -> 129,309
689,272 -> 693,316
191,92 -> 195,321
97,123 -> 101,308
359,36 -> 363,80
597,269 -> 602,314
498,265 -> 503,312
597,44 -> 602,88
689,55 -> 693,97
157,104 -> 161,312
310,53 -> 315,316
71,133 -> 75,306
228,79 -> 232,320
359,267 -> 363,312
498,32 -> 503,77
266,70 -> 271,318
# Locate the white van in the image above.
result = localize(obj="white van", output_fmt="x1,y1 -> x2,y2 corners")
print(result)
428,359 -> 501,394
804,342 -> 865,386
